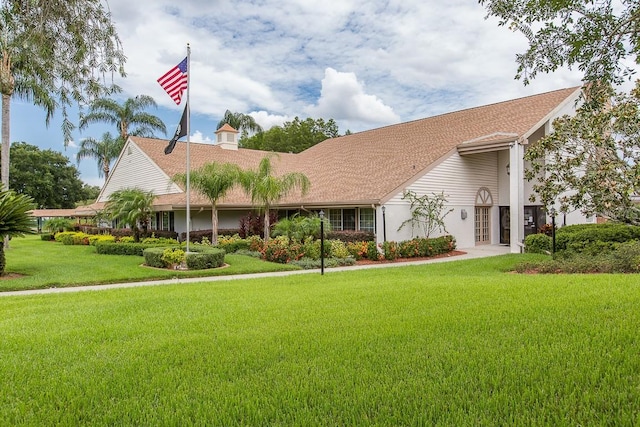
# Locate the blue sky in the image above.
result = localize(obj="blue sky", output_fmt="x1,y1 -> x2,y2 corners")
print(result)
8,0 -> 582,187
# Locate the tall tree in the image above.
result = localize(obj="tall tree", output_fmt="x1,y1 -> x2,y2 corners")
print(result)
9,142 -> 87,209
240,117 -> 340,153
79,94 -> 167,142
217,110 -> 263,138
481,0 -> 640,220
0,0 -> 126,193
525,82 -> 640,224
76,132 -> 124,181
479,0 -> 640,93
240,155 -> 310,240
173,162 -> 242,245
105,188 -> 156,242
0,184 -> 35,274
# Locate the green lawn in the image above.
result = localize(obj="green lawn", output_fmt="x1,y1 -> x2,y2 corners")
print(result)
1,246 -> 638,425
1,235 -> 299,292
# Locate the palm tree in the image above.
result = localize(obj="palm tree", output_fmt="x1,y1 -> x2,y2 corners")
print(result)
240,155 -> 310,240
0,184 -> 35,274
217,110 -> 263,136
173,162 -> 242,245
76,132 -> 124,181
79,95 -> 167,142
105,188 -> 156,242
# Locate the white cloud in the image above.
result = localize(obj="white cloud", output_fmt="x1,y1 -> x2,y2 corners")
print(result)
249,111 -> 291,131
190,130 -> 214,143
305,68 -> 400,129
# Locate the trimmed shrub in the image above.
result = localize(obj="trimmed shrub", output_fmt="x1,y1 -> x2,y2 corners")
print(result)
555,223 -> 640,253
54,231 -> 90,245
327,230 -> 375,242
95,242 -> 178,256
216,234 -> 250,253
524,233 -> 552,254
40,233 -> 55,241
185,247 -> 225,270
142,248 -> 166,268
88,235 -> 116,246
141,236 -> 180,245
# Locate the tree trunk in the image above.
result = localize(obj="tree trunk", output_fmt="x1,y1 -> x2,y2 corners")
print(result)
1,94 -> 10,249
263,207 -> 270,241
211,203 -> 218,246
103,157 -> 110,180
1,93 -> 10,189
0,244 -> 5,275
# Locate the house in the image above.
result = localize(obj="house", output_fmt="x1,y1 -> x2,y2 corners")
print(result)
95,86 -> 586,253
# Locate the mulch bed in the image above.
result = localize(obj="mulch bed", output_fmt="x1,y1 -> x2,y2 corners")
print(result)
354,250 -> 466,265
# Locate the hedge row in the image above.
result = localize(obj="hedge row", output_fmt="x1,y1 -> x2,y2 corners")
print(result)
525,223 -> 640,255
95,242 -> 180,256
143,246 -> 225,270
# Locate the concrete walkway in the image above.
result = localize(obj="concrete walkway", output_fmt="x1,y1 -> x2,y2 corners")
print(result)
0,245 -> 511,297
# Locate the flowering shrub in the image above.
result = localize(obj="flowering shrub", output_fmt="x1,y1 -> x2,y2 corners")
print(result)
302,237 -> 321,260
346,241 -> 369,260
262,236 -> 305,264
88,234 -> 116,246
54,231 -> 90,245
381,241 -> 398,260
161,248 -> 185,268
216,234 -> 250,253
329,240 -> 350,259
367,241 -> 381,261
247,235 -> 264,252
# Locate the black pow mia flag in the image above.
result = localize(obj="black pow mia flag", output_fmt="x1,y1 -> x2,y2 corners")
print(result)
165,103 -> 188,154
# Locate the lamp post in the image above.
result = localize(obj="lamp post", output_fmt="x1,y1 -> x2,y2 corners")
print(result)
319,210 -> 325,275
381,205 -> 387,242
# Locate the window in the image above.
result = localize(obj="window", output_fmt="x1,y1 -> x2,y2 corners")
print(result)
329,209 -> 342,230
359,208 -> 375,232
153,212 -> 175,231
328,208 -> 371,231
343,209 -> 356,230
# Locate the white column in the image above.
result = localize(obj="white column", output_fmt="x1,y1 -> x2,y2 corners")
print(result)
509,140 -> 525,253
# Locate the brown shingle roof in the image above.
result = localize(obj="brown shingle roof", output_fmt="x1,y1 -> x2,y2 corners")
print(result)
132,86 -> 581,209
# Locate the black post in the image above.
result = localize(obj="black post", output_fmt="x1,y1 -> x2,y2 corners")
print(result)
382,206 -> 387,242
319,210 -> 325,275
551,213 -> 556,255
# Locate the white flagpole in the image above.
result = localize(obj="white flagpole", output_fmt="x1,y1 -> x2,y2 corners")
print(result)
186,43 -> 191,253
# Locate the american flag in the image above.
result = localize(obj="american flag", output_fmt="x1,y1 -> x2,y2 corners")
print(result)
157,57 -> 188,105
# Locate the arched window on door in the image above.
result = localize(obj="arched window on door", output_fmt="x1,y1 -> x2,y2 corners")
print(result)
475,187 -> 493,245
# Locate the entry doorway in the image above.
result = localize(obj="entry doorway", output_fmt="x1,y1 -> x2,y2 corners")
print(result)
499,205 -> 546,244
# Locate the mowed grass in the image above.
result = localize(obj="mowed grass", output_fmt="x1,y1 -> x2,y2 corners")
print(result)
1,254 -> 639,425
1,235 -> 299,292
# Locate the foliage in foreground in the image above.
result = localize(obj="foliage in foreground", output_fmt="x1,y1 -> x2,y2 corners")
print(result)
0,258 -> 638,425
522,223 -> 640,273
0,185 -> 35,274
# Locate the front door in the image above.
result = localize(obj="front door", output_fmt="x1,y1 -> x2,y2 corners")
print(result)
524,206 -> 546,237
475,207 -> 491,245
499,206 -> 546,243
